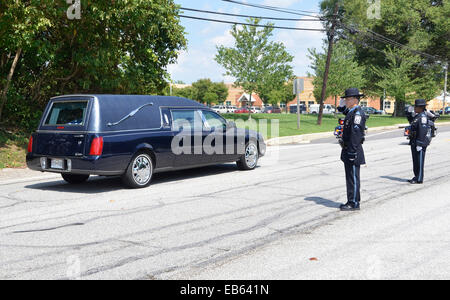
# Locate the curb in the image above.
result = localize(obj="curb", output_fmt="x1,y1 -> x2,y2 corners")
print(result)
0,171 -> 60,186
266,122 -> 450,146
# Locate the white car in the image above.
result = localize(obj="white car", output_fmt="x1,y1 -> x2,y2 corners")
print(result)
212,105 -> 228,114
251,107 -> 263,114
226,106 -> 237,113
309,104 -> 335,114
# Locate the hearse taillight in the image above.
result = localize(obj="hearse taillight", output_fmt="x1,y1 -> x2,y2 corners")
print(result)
27,136 -> 33,153
89,137 -> 104,156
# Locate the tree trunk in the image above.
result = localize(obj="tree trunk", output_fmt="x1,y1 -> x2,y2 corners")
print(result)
318,2 -> 339,126
334,95 -> 337,118
394,98 -> 406,117
0,48 -> 22,122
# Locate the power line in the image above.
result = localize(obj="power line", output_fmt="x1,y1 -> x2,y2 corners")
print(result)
221,0 -> 322,19
337,21 -> 442,63
340,27 -> 430,68
246,0 -> 319,15
180,7 -> 322,22
179,15 -> 326,32
365,28 -> 439,61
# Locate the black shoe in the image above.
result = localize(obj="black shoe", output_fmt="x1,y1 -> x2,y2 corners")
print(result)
408,179 -> 423,184
340,202 -> 360,211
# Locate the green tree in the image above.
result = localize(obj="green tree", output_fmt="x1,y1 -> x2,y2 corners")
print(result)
203,92 -> 218,106
210,82 -> 229,104
191,79 -> 229,104
308,41 -> 366,114
192,79 -> 214,103
372,48 -> 420,116
267,81 -> 294,113
319,0 -> 448,106
0,0 -> 186,127
171,86 -> 194,99
215,18 -> 294,118
0,0 -> 51,122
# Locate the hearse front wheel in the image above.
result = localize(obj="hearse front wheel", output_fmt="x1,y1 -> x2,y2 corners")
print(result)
237,141 -> 259,170
122,152 -> 154,188
61,174 -> 90,184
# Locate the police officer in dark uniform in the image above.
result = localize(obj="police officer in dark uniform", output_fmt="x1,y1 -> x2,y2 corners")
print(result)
408,99 -> 430,184
339,88 -> 367,211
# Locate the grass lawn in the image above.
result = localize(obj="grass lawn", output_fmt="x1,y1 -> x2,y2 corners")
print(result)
0,115 -> 448,169
0,128 -> 30,169
223,113 -> 450,139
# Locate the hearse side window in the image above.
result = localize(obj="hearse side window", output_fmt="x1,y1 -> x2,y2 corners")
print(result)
44,101 -> 88,126
202,110 -> 226,130
171,109 -> 203,131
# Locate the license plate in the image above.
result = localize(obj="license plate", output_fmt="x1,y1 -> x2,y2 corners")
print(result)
51,159 -> 64,170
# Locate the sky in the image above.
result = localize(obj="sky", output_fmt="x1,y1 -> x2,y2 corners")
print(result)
168,0 -> 325,84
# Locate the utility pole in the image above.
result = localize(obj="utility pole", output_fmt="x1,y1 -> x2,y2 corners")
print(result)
317,1 -> 340,126
294,78 -> 304,129
443,63 -> 448,115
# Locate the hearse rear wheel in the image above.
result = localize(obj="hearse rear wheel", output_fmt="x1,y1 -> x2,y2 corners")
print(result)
122,152 -> 154,189
237,141 -> 259,170
61,174 -> 90,184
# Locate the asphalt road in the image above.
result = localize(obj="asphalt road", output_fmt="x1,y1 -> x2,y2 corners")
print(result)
1,127 -> 450,280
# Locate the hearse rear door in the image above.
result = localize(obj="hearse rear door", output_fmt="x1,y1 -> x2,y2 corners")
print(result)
35,99 -> 91,157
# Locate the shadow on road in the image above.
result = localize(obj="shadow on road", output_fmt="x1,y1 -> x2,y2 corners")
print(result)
381,175 -> 408,183
304,196 -> 341,208
24,164 -> 240,194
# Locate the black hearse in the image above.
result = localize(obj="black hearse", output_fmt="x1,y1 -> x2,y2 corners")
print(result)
26,95 -> 266,188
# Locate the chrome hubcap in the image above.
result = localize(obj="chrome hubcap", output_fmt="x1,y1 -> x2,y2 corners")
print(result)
245,143 -> 258,168
132,155 -> 152,185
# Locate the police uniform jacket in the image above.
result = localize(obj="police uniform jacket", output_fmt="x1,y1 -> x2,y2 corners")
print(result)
409,111 -> 429,147
341,106 -> 366,166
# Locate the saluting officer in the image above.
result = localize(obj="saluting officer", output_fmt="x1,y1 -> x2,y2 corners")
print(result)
340,88 -> 367,211
408,99 -> 430,184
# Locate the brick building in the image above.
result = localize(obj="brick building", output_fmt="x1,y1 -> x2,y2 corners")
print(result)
174,78 -> 397,113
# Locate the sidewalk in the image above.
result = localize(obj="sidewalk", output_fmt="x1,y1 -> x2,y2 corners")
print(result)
0,167 -> 59,184
266,122 -> 450,146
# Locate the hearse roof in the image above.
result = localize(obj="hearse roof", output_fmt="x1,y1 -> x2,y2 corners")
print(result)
51,94 -> 206,108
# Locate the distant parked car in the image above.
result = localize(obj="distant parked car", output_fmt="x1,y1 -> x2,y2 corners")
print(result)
235,107 -> 250,114
289,104 -> 307,114
362,106 -> 383,115
227,106 -> 237,113
251,107 -> 263,114
263,106 -> 282,114
438,107 -> 450,115
212,105 -> 228,114
309,104 -> 335,114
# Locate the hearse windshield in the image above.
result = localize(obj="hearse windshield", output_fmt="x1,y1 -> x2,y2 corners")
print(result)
44,101 -> 88,126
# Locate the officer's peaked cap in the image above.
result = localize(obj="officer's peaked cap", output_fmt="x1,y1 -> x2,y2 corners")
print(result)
342,88 -> 365,99
414,99 -> 427,107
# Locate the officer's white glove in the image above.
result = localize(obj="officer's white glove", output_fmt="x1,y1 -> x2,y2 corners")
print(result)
339,98 -> 346,108
347,152 -> 357,163
416,146 -> 423,152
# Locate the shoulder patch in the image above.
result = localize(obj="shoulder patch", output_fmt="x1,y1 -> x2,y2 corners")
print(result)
354,115 -> 362,125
